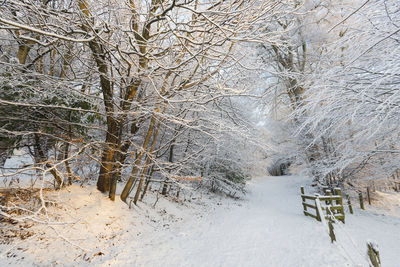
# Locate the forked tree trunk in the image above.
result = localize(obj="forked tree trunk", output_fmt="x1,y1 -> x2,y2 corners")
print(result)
121,105 -> 165,203
79,0 -> 142,196
131,104 -> 166,204
108,121 -> 141,200
120,116 -> 157,202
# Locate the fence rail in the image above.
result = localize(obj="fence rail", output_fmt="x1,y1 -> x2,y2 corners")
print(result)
301,186 -> 345,223
301,186 -> 383,266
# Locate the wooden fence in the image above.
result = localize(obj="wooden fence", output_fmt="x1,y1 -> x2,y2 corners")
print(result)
301,187 -> 345,223
301,187 -> 383,265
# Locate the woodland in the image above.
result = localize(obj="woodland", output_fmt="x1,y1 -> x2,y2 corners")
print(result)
0,0 -> 399,245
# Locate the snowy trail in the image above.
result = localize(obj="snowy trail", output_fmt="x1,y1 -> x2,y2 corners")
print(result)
3,175 -> 399,266
106,176 -> 360,267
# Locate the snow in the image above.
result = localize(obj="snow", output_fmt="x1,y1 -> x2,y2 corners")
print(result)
123,176 -> 353,267
1,175 -> 400,266
343,206 -> 400,266
1,150 -> 36,187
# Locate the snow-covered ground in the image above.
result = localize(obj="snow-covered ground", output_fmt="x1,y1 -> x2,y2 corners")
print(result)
1,175 -> 400,266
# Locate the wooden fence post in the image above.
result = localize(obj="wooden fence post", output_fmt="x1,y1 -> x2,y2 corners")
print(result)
314,194 -> 322,222
327,208 -> 336,243
347,195 -> 353,214
315,196 -> 326,224
359,192 -> 365,210
333,188 -> 341,202
367,241 -> 381,267
322,186 -> 329,194
301,186 -> 307,215
326,190 -> 332,205
367,187 -> 371,205
334,188 -> 345,223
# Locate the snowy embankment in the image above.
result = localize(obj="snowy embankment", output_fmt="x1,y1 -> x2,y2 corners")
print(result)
1,176 -> 400,266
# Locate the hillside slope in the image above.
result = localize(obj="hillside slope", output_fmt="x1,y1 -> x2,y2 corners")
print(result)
1,176 -> 400,266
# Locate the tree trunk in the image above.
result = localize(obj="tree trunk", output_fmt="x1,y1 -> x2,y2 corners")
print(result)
33,133 -> 63,188
57,142 -> 73,185
108,121 -> 141,199
120,119 -> 155,202
121,108 -> 163,202
97,117 -> 121,193
109,121 -> 124,200
140,166 -> 154,201
162,142 -> 175,195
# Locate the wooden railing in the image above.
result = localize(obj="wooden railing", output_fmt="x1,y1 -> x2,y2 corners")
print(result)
301,187 -> 345,223
301,187 -> 383,265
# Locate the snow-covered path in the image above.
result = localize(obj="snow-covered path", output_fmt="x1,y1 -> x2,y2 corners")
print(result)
3,175 -> 399,266
108,176 -> 363,267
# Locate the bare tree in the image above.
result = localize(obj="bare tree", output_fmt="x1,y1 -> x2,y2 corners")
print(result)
0,0 -> 288,210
